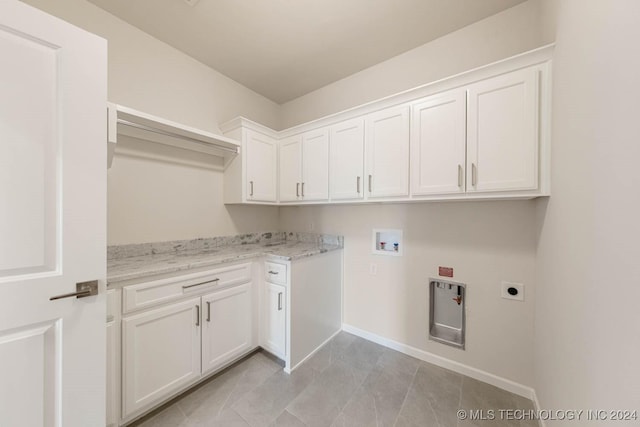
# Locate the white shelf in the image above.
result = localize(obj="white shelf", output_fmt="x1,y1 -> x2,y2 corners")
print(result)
107,103 -> 240,169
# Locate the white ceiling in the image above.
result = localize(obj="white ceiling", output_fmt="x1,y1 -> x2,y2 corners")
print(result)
88,0 -> 527,104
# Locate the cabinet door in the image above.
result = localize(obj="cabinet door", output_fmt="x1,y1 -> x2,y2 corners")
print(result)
301,128 -> 329,201
122,298 -> 201,418
365,105 -> 410,198
264,282 -> 286,359
330,118 -> 365,200
279,136 -> 302,202
201,284 -> 253,375
246,129 -> 277,202
411,90 -> 467,196
467,67 -> 539,192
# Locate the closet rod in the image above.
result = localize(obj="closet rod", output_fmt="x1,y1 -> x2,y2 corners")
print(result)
117,119 -> 239,154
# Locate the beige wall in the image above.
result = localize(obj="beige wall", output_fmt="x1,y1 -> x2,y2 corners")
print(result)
280,202 -> 537,386
276,0 -> 548,388
280,0 -> 544,128
21,0 -> 281,245
534,0 -> 640,422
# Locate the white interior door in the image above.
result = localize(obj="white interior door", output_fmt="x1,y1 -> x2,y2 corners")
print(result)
0,3 -> 106,427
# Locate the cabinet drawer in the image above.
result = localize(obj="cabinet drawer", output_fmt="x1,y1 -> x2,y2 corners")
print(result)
265,261 -> 287,285
123,263 -> 251,313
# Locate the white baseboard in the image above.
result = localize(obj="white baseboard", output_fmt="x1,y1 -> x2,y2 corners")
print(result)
342,323 -> 536,400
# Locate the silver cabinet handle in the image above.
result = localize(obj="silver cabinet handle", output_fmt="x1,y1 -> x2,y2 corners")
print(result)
458,164 -> 463,188
195,305 -> 200,326
357,176 -> 360,193
296,182 -> 300,197
50,280 -> 98,301
301,182 -> 305,197
268,270 -> 279,275
206,301 -> 211,322
471,163 -> 477,187
368,175 -> 372,192
182,278 -> 219,289
249,180 -> 254,196
277,292 -> 283,311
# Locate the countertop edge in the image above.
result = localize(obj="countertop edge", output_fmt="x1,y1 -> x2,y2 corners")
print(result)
107,244 -> 342,288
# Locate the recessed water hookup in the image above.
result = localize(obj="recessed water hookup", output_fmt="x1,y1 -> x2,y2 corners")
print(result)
429,279 -> 466,350
372,229 -> 403,256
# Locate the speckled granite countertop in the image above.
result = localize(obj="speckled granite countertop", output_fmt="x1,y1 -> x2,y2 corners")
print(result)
107,232 -> 343,287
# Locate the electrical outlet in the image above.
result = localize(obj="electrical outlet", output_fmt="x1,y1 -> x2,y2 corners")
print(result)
502,281 -> 524,301
369,263 -> 377,276
309,222 -> 315,231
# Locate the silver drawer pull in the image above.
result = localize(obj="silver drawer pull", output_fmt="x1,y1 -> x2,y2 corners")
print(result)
278,292 -> 283,311
206,301 -> 211,322
50,280 -> 98,301
182,278 -> 219,290
195,305 -> 200,326
268,270 -> 279,275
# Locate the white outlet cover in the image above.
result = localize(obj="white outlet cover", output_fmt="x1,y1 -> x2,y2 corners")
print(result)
502,281 -> 524,301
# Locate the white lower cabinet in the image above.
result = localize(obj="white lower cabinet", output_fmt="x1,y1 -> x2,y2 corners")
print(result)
117,262 -> 255,423
263,281 -> 287,359
122,297 -> 202,418
201,283 -> 253,375
260,252 -> 342,372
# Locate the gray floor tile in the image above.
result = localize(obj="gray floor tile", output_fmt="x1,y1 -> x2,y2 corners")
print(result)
395,362 -> 463,427
458,377 -> 526,427
233,364 -> 317,426
131,334 -> 538,427
136,403 -> 187,427
270,410 -> 308,427
286,357 -> 371,427
337,349 -> 420,427
183,408 -> 250,427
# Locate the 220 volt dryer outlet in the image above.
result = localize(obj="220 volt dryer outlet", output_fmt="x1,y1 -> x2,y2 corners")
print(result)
501,281 -> 524,301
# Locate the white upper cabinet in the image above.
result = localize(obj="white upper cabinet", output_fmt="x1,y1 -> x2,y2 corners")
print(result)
411,89 -> 467,196
301,129 -> 330,201
279,136 -> 303,202
466,67 -> 539,193
246,130 -> 278,201
222,119 -> 278,204
365,105 -> 410,199
224,46 -> 551,204
278,129 -> 329,202
330,118 -> 365,201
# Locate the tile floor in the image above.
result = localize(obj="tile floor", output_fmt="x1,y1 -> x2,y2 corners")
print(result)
133,332 -> 537,427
